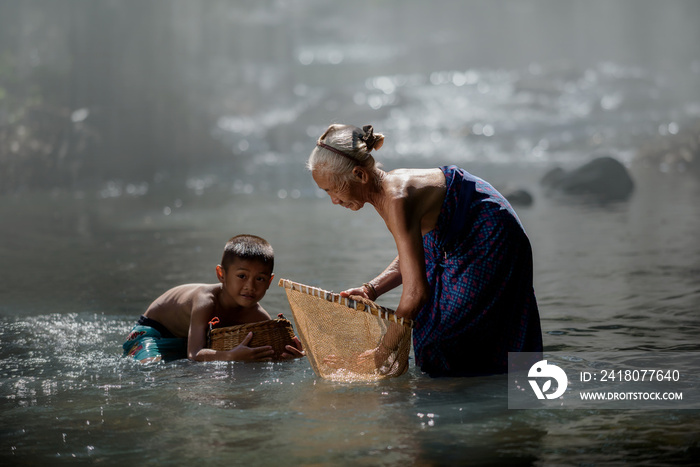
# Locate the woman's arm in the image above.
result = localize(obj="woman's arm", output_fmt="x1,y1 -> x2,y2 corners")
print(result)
392,235 -> 429,320
344,199 -> 429,319
370,256 -> 403,297
387,198 -> 430,320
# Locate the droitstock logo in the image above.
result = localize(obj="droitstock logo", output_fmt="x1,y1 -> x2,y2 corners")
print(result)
509,352 -> 698,409
528,359 -> 568,400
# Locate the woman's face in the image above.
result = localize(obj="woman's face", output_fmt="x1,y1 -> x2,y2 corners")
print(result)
312,169 -> 365,211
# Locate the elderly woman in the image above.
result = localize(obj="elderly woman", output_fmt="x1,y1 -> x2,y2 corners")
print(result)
308,124 -> 542,377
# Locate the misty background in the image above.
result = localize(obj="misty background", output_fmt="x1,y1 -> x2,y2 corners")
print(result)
2,2 -> 700,464
1,0 -> 699,196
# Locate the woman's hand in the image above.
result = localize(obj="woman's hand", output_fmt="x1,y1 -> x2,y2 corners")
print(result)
322,354 -> 347,369
357,344 -> 392,369
322,350 -> 381,374
340,285 -> 369,299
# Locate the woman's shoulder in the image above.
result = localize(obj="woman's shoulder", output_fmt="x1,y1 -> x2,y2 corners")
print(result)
383,168 -> 446,228
387,168 -> 445,193
389,167 -> 443,178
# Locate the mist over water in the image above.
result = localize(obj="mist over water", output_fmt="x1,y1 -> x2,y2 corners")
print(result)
2,1 -> 700,465
2,0 -> 699,193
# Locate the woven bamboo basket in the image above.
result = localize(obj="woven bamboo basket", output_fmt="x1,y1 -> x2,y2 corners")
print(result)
278,278 -> 413,381
207,314 -> 296,359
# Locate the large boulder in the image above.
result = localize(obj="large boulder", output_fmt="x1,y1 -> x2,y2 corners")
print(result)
540,156 -> 634,201
502,188 -> 534,207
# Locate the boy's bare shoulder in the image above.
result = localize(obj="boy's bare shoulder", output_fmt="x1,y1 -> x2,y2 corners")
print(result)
145,283 -> 220,318
142,283 -> 222,338
189,283 -> 222,300
152,283 -> 219,304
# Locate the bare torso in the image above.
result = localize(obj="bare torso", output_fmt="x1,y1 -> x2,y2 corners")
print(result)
379,168 -> 446,236
143,283 -> 269,338
366,167 -> 446,319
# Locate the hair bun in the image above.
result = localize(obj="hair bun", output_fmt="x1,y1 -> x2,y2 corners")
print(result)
361,125 -> 378,151
362,124 -> 384,152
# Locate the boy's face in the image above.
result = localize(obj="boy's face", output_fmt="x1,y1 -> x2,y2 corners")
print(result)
216,258 -> 273,308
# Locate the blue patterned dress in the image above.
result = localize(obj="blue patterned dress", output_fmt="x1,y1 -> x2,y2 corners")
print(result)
414,166 -> 542,376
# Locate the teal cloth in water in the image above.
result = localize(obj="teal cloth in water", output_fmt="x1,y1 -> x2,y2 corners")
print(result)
122,318 -> 187,362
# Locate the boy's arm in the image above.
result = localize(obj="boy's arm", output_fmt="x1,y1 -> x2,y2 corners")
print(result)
187,299 -> 274,362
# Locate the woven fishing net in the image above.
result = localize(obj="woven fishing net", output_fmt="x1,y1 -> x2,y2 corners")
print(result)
279,278 -> 413,382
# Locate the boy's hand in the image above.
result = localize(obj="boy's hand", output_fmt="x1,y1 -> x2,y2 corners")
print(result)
229,332 -> 275,362
280,336 -> 305,360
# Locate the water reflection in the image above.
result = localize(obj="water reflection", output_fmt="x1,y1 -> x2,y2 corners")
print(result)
2,0 -> 700,465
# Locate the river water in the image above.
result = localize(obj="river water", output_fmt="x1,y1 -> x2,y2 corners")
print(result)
2,163 -> 699,465
3,1 -> 700,465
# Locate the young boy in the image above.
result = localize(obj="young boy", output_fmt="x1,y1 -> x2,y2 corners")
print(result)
123,234 -> 304,363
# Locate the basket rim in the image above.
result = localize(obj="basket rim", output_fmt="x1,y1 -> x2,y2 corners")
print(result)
209,317 -> 292,335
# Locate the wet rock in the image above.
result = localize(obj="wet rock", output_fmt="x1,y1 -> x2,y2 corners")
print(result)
540,156 -> 634,201
503,189 -> 534,207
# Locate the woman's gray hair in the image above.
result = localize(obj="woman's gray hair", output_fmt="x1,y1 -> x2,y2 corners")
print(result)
307,124 -> 384,189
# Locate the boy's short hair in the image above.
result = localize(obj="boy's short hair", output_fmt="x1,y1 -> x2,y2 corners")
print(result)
221,235 -> 274,272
